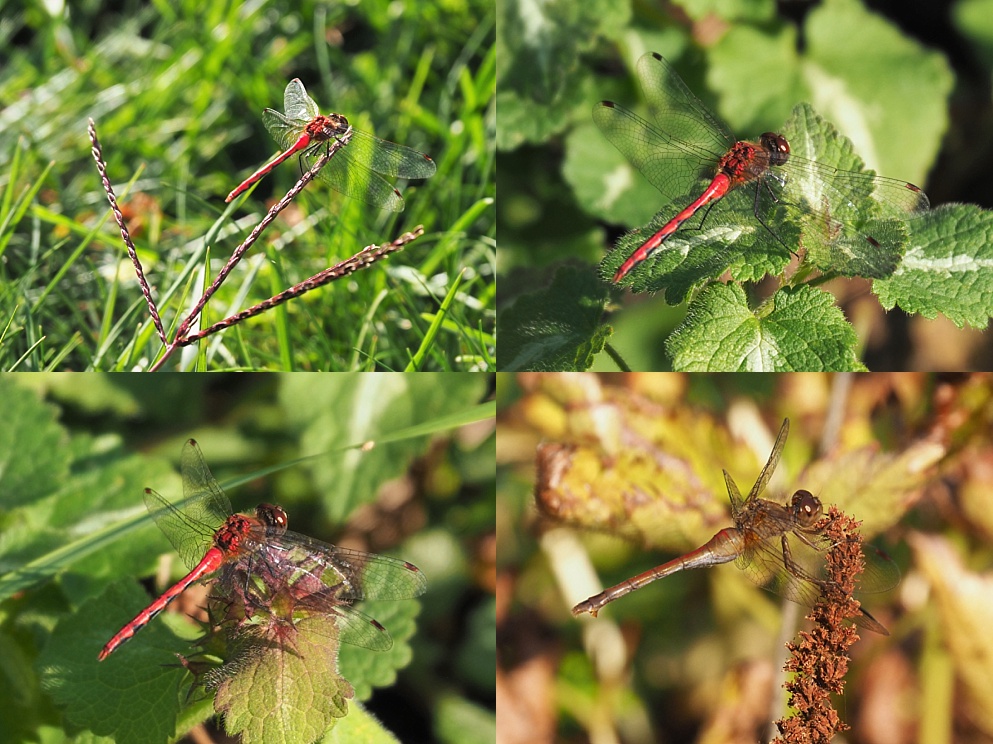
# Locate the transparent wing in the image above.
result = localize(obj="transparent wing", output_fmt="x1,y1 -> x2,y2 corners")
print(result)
735,527 -> 897,633
282,78 -> 320,121
748,418 -> 789,503
317,130 -> 435,211
343,130 -> 437,179
224,532 -> 426,651
635,52 -> 735,154
723,419 -> 789,519
264,532 -> 428,602
141,439 -> 233,571
592,53 -> 735,208
261,108 -> 309,152
593,101 -> 720,208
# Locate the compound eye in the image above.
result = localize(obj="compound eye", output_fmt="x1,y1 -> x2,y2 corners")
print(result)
256,503 -> 289,534
792,489 -> 822,526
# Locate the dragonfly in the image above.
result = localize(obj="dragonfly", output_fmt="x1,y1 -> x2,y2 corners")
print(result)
225,78 -> 436,212
572,418 -> 900,633
98,439 -> 427,661
595,53 -> 929,282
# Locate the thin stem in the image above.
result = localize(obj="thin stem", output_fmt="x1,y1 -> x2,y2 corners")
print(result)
88,119 -> 167,345
177,227 -> 424,345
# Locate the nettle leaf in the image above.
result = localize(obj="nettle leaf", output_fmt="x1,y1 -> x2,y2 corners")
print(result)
499,264 -> 612,371
212,614 -> 352,744
665,283 -> 866,371
780,104 -> 924,278
46,583 -> 203,744
874,203 -> 993,328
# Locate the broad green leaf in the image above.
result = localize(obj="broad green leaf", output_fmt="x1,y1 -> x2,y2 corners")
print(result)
212,614 -> 352,744
665,283 -> 866,371
43,583 -> 201,744
496,0 -> 627,148
873,204 -> 993,329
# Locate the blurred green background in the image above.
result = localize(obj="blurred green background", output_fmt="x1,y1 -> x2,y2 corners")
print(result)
1,0 -> 495,370
498,0 -> 993,370
0,372 -> 495,743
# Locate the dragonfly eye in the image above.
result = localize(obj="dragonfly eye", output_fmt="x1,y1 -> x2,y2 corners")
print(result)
760,132 -> 790,167
256,503 -> 289,536
791,489 -> 822,525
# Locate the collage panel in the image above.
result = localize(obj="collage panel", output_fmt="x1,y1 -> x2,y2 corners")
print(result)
498,372 -> 993,742
497,2 -> 993,372
1,1 -> 494,371
0,373 -> 496,743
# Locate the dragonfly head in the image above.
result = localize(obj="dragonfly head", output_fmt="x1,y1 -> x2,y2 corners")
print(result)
790,489 -> 822,527
760,132 -> 790,167
312,113 -> 350,141
255,503 -> 289,537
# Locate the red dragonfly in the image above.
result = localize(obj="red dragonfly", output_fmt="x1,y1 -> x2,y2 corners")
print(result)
595,53 -> 929,282
225,78 -> 436,212
572,419 -> 900,633
98,439 -> 427,661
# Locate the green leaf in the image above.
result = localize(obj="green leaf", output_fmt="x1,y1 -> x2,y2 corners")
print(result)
498,264 -> 612,371
873,204 -> 993,328
778,103 -> 922,278
43,583 -> 202,744
0,376 -> 69,506
212,615 -> 353,744
327,702 -> 402,744
665,283 -> 866,371
598,188 -> 793,301
709,0 -> 952,185
802,0 -> 952,185
339,599 -> 422,701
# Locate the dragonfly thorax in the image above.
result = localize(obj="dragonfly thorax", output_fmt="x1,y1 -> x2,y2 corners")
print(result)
306,113 -> 350,142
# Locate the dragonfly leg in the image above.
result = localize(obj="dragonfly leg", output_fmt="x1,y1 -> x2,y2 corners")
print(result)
780,533 -> 826,588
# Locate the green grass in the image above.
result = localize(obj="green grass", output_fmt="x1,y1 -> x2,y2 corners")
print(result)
0,0 -> 495,370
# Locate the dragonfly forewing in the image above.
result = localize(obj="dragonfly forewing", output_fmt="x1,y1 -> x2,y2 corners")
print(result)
636,53 -> 735,156
282,78 -> 320,121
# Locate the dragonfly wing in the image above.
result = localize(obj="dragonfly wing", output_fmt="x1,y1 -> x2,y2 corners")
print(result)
634,53 -> 735,155
723,469 -> 745,522
747,419 -> 789,502
345,130 -> 437,179
593,101 -> 719,208
282,78 -> 320,121
179,440 -> 236,525
142,488 -> 214,572
736,529 -> 826,608
309,140 -> 407,211
271,534 -> 428,602
856,544 -> 901,594
323,605 -> 394,651
262,109 -> 310,152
